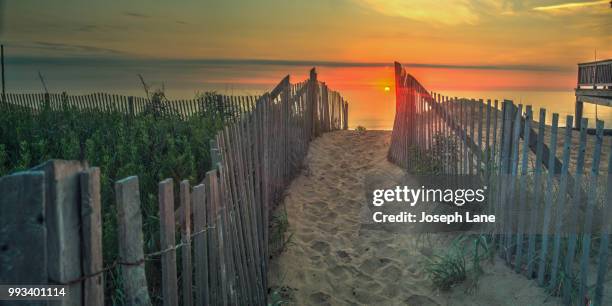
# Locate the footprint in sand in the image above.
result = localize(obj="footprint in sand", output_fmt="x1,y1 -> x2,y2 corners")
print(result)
381,283 -> 401,299
312,200 -> 329,209
309,292 -> 333,306
336,250 -> 352,262
299,233 -> 316,243
358,257 -> 393,275
310,240 -> 331,255
326,211 -> 338,220
404,294 -> 440,306
329,264 -> 351,279
303,203 -> 330,221
381,264 -> 403,282
351,287 -> 386,305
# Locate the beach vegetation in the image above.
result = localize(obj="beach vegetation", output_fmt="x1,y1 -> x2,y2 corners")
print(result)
0,95 -> 224,304
424,233 -> 493,292
270,204 -> 294,257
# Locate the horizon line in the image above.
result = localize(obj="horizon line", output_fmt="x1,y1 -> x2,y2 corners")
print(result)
5,55 -> 573,72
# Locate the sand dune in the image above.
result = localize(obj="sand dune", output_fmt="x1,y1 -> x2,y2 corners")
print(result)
268,130 -> 563,306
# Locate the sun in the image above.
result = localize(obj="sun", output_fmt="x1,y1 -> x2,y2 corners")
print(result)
384,86 -> 391,92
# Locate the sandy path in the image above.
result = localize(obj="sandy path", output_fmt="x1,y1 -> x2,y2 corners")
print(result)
269,130 -> 561,306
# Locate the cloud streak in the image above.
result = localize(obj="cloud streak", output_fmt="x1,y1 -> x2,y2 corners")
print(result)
353,0 -> 508,25
533,0 -> 609,11
124,11 -> 150,18
13,41 -> 126,56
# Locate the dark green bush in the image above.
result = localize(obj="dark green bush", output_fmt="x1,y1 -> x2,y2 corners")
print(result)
0,99 -> 224,305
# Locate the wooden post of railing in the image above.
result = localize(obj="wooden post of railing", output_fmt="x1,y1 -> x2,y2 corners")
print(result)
159,178 -> 178,306
211,139 -> 220,170
1,44 -> 5,103
80,167 -> 104,306
309,68 -> 319,138
499,100 -> 515,175
44,92 -> 50,109
0,170 -> 47,305
32,160 -> 86,306
115,176 -> 151,306
321,83 -> 329,132
343,102 -> 349,130
594,140 -> 612,306
575,99 -> 583,130
192,183 -> 209,306
128,96 -> 135,117
282,78 -> 290,183
180,180 -> 193,306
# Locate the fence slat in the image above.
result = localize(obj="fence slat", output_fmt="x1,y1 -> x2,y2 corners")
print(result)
549,116 -> 573,291
504,103 -> 522,263
537,113 -> 559,285
116,176 -> 151,306
80,167 -> 104,306
577,120 -> 604,306
159,178 -> 178,306
515,106 -> 532,273
180,180 -> 193,306
594,136 -> 612,306
0,171 -> 47,306
192,184 -> 209,306
32,160 -> 86,306
563,118 -> 588,305
526,108 -> 546,278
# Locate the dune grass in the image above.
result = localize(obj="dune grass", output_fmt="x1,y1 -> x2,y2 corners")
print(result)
0,96 -> 226,305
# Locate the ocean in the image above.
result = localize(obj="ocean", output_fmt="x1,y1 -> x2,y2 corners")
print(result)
4,60 -> 610,130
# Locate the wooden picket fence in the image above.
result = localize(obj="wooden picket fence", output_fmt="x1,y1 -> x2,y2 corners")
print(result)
0,68 -> 348,306
389,62 -> 611,306
2,91 -> 258,122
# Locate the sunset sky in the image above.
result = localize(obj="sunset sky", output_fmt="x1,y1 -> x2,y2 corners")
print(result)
1,0 -> 611,128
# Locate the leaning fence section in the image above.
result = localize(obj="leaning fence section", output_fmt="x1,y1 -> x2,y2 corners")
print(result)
389,62 -> 611,306
0,68 -> 348,306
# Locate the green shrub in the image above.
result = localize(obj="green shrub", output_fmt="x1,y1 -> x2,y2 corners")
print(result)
269,206 -> 294,257
0,98 -> 225,305
424,241 -> 467,290
424,234 -> 493,292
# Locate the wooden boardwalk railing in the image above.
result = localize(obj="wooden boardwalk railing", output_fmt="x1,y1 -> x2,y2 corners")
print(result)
578,59 -> 612,88
0,68 -> 348,305
389,62 -> 611,306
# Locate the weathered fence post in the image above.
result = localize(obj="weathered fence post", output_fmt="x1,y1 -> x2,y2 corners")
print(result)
1,44 -> 5,103
563,117 -> 588,305
115,176 -> 151,306
308,68 -> 319,138
574,99 -> 583,130
192,183 -> 209,306
180,180 -> 193,306
44,92 -> 50,109
343,102 -> 349,130
594,139 -> 612,306
128,96 -> 135,117
211,139 -> 220,170
549,115 -> 574,290
159,178 -> 178,306
321,83 -> 329,132
538,113 -> 559,285
33,159 -> 86,306
0,171 -> 47,306
80,167 -> 104,306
